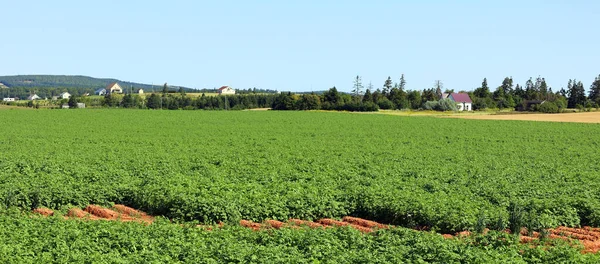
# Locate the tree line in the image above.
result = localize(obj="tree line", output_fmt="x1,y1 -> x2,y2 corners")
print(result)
5,75 -> 600,112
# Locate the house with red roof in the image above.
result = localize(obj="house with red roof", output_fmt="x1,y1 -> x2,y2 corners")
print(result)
218,86 -> 235,95
448,93 -> 472,111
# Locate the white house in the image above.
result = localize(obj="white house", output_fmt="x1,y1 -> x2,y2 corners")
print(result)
136,89 -> 144,95
95,88 -> 107,96
2,98 -> 16,102
217,86 -> 236,95
77,103 -> 86,108
106,82 -> 123,94
27,94 -> 41,100
448,93 -> 473,111
59,92 -> 71,99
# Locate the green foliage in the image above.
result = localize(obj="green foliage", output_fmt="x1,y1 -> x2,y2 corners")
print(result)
1,110 -> 600,240
377,97 -> 394,109
67,96 -> 78,108
0,215 -> 596,263
538,101 -> 559,113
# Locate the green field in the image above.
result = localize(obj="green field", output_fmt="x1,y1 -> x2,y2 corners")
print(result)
1,109 -> 600,262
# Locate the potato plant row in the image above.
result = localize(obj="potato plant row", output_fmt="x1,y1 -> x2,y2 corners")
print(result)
1,110 -> 599,234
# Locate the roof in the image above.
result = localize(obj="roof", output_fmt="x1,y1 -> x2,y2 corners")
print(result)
106,82 -> 119,89
59,92 -> 70,96
218,86 -> 230,90
450,93 -> 472,103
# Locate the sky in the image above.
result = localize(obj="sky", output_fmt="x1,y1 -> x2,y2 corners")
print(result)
2,0 -> 599,93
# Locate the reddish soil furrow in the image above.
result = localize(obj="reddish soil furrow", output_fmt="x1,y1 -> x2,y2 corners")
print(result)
240,220 -> 262,231
264,220 -> 286,229
112,204 -> 147,217
33,208 -> 54,216
30,206 -> 600,254
84,205 -> 123,220
342,216 -> 388,229
317,218 -> 373,233
288,219 -> 328,229
67,208 -> 100,220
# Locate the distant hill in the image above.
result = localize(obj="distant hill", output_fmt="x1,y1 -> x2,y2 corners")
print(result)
0,75 -> 196,92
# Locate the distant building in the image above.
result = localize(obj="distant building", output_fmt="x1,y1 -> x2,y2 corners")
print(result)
59,92 -> 71,99
136,89 -> 144,95
61,104 -> 70,109
27,94 -> 41,100
218,86 -> 235,95
106,83 -> 123,94
77,103 -> 86,108
95,88 -> 107,96
2,98 -> 16,102
448,93 -> 472,111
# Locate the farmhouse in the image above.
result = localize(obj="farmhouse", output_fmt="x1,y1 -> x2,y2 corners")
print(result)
95,88 -> 107,96
27,94 -> 41,100
218,86 -> 236,95
136,89 -> 144,95
448,93 -> 472,111
2,97 -> 16,102
59,92 -> 71,99
106,82 -> 123,94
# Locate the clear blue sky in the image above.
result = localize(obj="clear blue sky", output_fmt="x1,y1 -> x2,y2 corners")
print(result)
2,0 -> 599,93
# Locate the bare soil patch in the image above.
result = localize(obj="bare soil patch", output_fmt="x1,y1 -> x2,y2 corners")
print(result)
444,112 -> 600,123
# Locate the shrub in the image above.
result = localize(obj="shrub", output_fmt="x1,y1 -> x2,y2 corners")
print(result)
377,97 -> 394,110
538,102 -> 559,113
423,101 -> 438,110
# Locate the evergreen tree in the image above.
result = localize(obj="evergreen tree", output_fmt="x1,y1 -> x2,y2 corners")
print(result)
434,80 -> 443,99
525,77 -> 536,100
399,74 -> 407,91
589,75 -> 600,106
407,90 -> 421,109
567,79 -> 587,108
67,96 -> 78,108
514,84 -> 525,98
538,77 -> 548,99
363,89 -> 373,103
421,88 -> 437,102
352,75 -> 364,101
383,76 -> 393,91
473,78 -> 491,98
323,86 -> 341,104
146,93 -> 161,109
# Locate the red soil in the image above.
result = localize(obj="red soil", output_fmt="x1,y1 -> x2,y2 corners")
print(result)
342,216 -> 388,229
265,220 -> 286,229
33,208 -> 54,216
31,206 -> 600,254
288,219 -> 328,229
240,220 -> 262,231
84,205 -> 123,219
317,218 -> 373,233
67,208 -> 100,220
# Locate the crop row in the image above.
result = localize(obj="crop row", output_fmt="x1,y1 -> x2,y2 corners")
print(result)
1,110 -> 600,234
